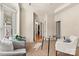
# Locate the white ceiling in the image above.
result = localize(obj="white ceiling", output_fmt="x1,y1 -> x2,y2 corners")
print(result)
20,3 -> 65,15
29,3 -> 65,15
30,3 -> 64,12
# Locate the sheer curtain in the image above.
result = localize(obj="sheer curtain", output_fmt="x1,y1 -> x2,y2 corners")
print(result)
12,13 -> 16,37
0,4 -> 16,40
0,5 -> 4,40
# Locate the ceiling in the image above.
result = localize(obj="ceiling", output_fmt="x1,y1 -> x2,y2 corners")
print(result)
21,3 -> 65,15
28,3 -> 65,15
30,3 -> 64,13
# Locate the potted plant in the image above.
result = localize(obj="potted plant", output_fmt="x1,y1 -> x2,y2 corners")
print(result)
15,35 -> 25,41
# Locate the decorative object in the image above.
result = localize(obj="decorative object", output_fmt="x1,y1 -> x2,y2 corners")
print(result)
63,36 -> 71,43
15,35 -> 25,41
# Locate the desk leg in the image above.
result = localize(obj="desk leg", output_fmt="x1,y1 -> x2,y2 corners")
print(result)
56,51 -> 57,56
48,37 -> 50,56
41,38 -> 44,50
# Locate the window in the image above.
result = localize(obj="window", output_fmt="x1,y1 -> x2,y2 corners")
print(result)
0,4 -> 16,40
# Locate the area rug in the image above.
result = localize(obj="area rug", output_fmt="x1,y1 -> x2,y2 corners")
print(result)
34,43 -> 42,50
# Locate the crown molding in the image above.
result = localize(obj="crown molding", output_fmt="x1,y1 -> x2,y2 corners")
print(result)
54,3 -> 71,14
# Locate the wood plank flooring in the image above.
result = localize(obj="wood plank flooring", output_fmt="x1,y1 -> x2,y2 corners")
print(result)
26,40 -> 79,56
34,35 -> 42,42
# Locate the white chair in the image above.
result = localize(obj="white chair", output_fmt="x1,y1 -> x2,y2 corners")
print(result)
55,35 -> 78,56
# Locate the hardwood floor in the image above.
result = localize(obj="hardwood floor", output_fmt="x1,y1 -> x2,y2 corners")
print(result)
26,40 -> 79,56
34,34 -> 42,42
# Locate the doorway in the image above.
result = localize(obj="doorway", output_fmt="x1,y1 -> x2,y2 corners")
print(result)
33,13 -> 43,42
35,22 -> 42,42
56,21 -> 61,40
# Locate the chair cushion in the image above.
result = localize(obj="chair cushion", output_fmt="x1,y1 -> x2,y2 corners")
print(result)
64,38 -> 71,43
0,49 -> 26,56
0,38 -> 14,51
14,49 -> 26,53
12,40 -> 25,49
69,35 -> 77,42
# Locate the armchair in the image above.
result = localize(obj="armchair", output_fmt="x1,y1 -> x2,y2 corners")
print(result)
55,35 -> 78,56
0,37 -> 26,56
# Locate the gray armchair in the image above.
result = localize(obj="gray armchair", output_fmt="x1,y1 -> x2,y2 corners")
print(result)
0,38 -> 26,56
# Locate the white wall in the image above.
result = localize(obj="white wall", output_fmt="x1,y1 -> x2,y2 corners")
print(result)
26,8 -> 33,42
20,5 -> 34,42
43,13 -> 55,39
55,4 -> 79,46
47,13 -> 55,37
20,7 -> 27,37
16,4 -> 20,35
